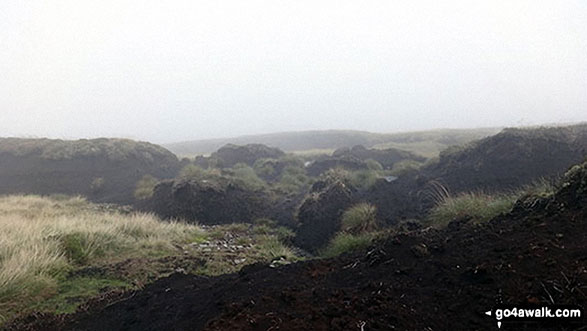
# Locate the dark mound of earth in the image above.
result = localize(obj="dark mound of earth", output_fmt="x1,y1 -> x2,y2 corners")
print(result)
359,125 -> 587,224
293,178 -> 354,252
305,156 -> 368,177
332,145 -> 425,169
12,161 -> 586,331
251,158 -> 289,182
211,144 -> 285,168
0,138 -> 180,204
249,156 -> 307,183
357,174 -> 429,225
293,125 -> 587,250
421,124 -> 587,193
139,178 -> 270,225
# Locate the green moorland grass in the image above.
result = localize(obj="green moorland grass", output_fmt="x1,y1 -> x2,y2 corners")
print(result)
340,203 -> 378,234
178,163 -> 269,192
321,203 -> 379,258
427,192 -> 517,227
230,163 -> 267,191
349,169 -> 380,190
322,167 -> 383,191
178,164 -> 222,181
0,195 -> 204,322
275,165 -> 312,194
321,179 -> 557,258
426,179 -> 557,228
389,159 -> 423,176
134,174 -> 159,200
321,232 -> 376,258
0,195 -> 298,324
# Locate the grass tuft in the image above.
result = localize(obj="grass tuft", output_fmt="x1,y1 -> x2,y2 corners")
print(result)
321,232 -> 375,258
341,203 -> 378,233
427,192 -> 517,228
134,175 -> 158,200
256,235 -> 297,261
321,203 -> 379,258
427,178 -> 558,228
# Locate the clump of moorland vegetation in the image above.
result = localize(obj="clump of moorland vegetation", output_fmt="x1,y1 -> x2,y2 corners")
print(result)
135,141 -> 429,220
138,155 -> 315,226
177,163 -> 223,181
179,142 -> 423,198
426,192 -> 518,227
252,155 -> 314,194
134,175 -> 159,200
156,153 -> 314,199
0,195 -> 297,325
319,177 -> 559,258
426,179 -> 557,228
319,163 -> 395,191
322,203 -> 379,258
389,159 -> 423,176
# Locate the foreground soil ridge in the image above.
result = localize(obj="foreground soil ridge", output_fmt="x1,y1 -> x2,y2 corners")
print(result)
8,160 -> 586,330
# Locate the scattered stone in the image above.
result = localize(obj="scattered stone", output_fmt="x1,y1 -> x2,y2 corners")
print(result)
411,244 -> 429,258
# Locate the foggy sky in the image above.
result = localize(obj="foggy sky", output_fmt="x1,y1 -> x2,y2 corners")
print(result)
1,0 -> 586,143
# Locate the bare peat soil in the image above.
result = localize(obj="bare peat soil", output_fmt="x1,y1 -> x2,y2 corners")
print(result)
9,186 -> 586,331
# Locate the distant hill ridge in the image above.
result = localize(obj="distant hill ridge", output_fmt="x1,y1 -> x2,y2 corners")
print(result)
163,128 -> 503,157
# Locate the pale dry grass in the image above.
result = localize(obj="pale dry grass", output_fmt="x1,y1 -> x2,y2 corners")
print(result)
0,195 -> 202,321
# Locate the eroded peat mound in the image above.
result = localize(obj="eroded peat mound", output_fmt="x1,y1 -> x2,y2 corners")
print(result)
141,178 -> 270,225
0,138 -> 180,204
420,124 -> 587,193
361,124 -> 587,225
11,161 -> 586,330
